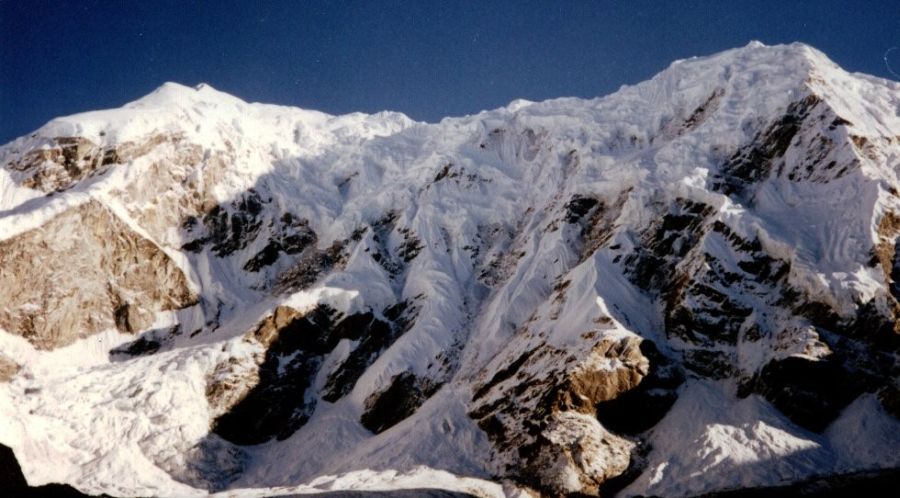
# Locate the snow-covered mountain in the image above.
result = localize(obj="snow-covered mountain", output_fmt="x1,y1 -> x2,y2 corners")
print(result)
1,42 -> 899,497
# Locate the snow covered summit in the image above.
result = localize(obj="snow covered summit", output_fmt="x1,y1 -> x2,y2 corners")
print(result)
0,42 -> 899,497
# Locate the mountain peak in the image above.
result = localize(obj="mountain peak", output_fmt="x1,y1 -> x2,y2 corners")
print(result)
128,81 -> 248,110
663,41 -> 825,78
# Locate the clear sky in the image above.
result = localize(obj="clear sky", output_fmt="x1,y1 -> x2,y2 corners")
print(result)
1,0 -> 898,144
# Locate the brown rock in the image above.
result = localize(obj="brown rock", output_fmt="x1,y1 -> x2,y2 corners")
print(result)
0,355 -> 19,382
5,135 -> 179,193
210,304 -> 342,444
469,335 -> 652,495
0,200 -> 197,349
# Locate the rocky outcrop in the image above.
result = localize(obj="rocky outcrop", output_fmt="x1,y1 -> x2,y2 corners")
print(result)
210,305 -> 339,444
713,94 -> 821,197
0,201 -> 197,349
5,136 -> 117,192
663,221 -> 789,349
623,197 -> 716,293
360,371 -> 441,434
323,300 -> 417,402
470,335 -> 654,495
738,355 -> 864,432
182,189 -> 269,258
595,340 -> 684,435
0,354 -> 19,382
274,240 -> 349,293
4,134 -> 178,193
243,213 -> 317,272
209,301 -> 419,444
563,189 -> 630,263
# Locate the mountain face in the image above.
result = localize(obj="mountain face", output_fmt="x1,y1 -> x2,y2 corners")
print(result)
1,42 -> 899,497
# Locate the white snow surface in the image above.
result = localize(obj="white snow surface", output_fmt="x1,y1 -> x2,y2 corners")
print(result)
622,382 -> 900,497
0,42 -> 899,497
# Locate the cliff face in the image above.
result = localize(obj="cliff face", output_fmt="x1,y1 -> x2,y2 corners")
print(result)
0,200 -> 197,349
0,42 -> 899,498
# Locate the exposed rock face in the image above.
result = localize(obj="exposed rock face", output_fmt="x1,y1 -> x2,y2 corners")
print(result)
6,136 -> 117,192
0,354 -> 19,382
183,189 -> 271,258
738,356 -> 863,432
210,305 -> 339,444
614,95 -> 900,435
0,200 -> 197,348
209,301 -> 419,444
624,197 -> 717,294
4,134 -> 181,193
274,239 -> 350,292
243,213 -> 317,272
323,300 -> 418,402
360,371 -> 440,434
470,335 -> 651,495
563,189 -> 629,262
595,340 -> 684,435
714,95 -> 820,197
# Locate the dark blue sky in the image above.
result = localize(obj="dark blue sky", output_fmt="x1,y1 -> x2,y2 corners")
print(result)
2,0 -> 898,144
